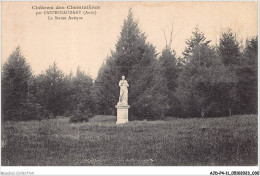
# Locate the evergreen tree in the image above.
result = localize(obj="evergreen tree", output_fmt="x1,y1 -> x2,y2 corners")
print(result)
114,9 -> 148,76
156,48 -> 181,116
218,30 -> 257,115
94,8 -> 158,119
94,56 -> 118,115
1,46 -> 37,120
115,9 -> 158,119
72,67 -> 94,114
183,26 -> 211,59
235,36 -> 258,114
218,29 -> 241,66
35,62 -> 68,116
242,36 -> 258,66
62,71 -> 75,115
177,28 -> 237,117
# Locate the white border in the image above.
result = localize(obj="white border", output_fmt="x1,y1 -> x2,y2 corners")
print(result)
1,166 -> 259,175
0,0 -> 259,175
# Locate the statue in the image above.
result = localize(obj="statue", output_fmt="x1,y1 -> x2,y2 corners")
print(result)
118,75 -> 129,105
115,75 -> 130,124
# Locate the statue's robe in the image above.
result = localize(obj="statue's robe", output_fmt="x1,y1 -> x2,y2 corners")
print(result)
118,80 -> 129,105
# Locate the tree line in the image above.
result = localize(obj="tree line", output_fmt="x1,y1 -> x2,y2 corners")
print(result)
2,9 -> 257,121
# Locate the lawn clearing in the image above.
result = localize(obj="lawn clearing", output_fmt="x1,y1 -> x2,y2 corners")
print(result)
1,115 -> 257,166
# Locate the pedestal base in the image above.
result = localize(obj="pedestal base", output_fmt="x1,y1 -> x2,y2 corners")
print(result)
115,105 -> 130,125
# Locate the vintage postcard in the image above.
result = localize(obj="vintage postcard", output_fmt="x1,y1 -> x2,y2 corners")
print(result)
1,1 -> 258,175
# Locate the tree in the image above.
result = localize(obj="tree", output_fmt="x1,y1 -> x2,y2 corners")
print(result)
62,71 -> 75,114
94,8 -> 158,120
35,62 -> 68,116
218,29 -> 241,66
154,48 -> 181,117
217,29 -> 242,115
94,56 -> 118,115
242,36 -> 258,66
115,9 -> 158,119
182,25 -> 211,59
235,36 -> 258,114
218,30 -> 257,115
72,67 -> 94,114
114,9 -> 148,75
153,27 -> 182,118
177,28 -> 237,117
1,46 -> 37,120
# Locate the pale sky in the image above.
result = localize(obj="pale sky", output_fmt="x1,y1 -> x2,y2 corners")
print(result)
1,1 -> 258,79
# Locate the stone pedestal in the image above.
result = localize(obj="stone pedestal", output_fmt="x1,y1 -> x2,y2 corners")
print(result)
115,105 -> 130,125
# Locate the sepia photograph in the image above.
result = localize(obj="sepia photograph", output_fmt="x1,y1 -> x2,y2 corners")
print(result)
1,0 -> 258,175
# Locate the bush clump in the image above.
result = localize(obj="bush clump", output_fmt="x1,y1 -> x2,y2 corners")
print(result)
69,109 -> 93,123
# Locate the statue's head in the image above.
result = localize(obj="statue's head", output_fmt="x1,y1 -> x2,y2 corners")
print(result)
122,76 -> 125,80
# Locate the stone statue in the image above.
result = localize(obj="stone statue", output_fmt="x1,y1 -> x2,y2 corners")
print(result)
115,75 -> 130,124
118,76 -> 129,105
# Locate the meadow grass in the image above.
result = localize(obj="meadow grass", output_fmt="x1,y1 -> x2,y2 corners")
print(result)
1,115 -> 257,166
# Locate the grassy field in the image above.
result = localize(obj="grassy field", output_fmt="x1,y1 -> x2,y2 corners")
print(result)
1,115 -> 258,166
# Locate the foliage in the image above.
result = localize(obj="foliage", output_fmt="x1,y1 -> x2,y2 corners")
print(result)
94,8 -> 158,120
1,46 -> 40,121
94,56 -> 118,115
72,67 -> 94,113
69,109 -> 92,123
182,26 -> 211,59
157,48 -> 181,116
218,29 -> 241,66
177,28 -> 237,117
34,64 -> 95,118
34,63 -> 68,116
242,36 -> 258,66
234,36 -> 258,114
218,31 -> 257,115
114,9 -> 158,120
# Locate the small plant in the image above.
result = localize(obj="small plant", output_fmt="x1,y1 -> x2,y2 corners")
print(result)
69,109 -> 92,123
64,110 -> 71,117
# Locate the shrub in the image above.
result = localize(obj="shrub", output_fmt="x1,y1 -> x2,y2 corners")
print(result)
42,109 -> 54,119
20,100 -> 43,120
3,99 -> 43,121
69,109 -> 92,123
64,110 -> 71,117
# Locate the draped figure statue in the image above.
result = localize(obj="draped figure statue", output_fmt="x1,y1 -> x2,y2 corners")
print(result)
118,76 -> 129,105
